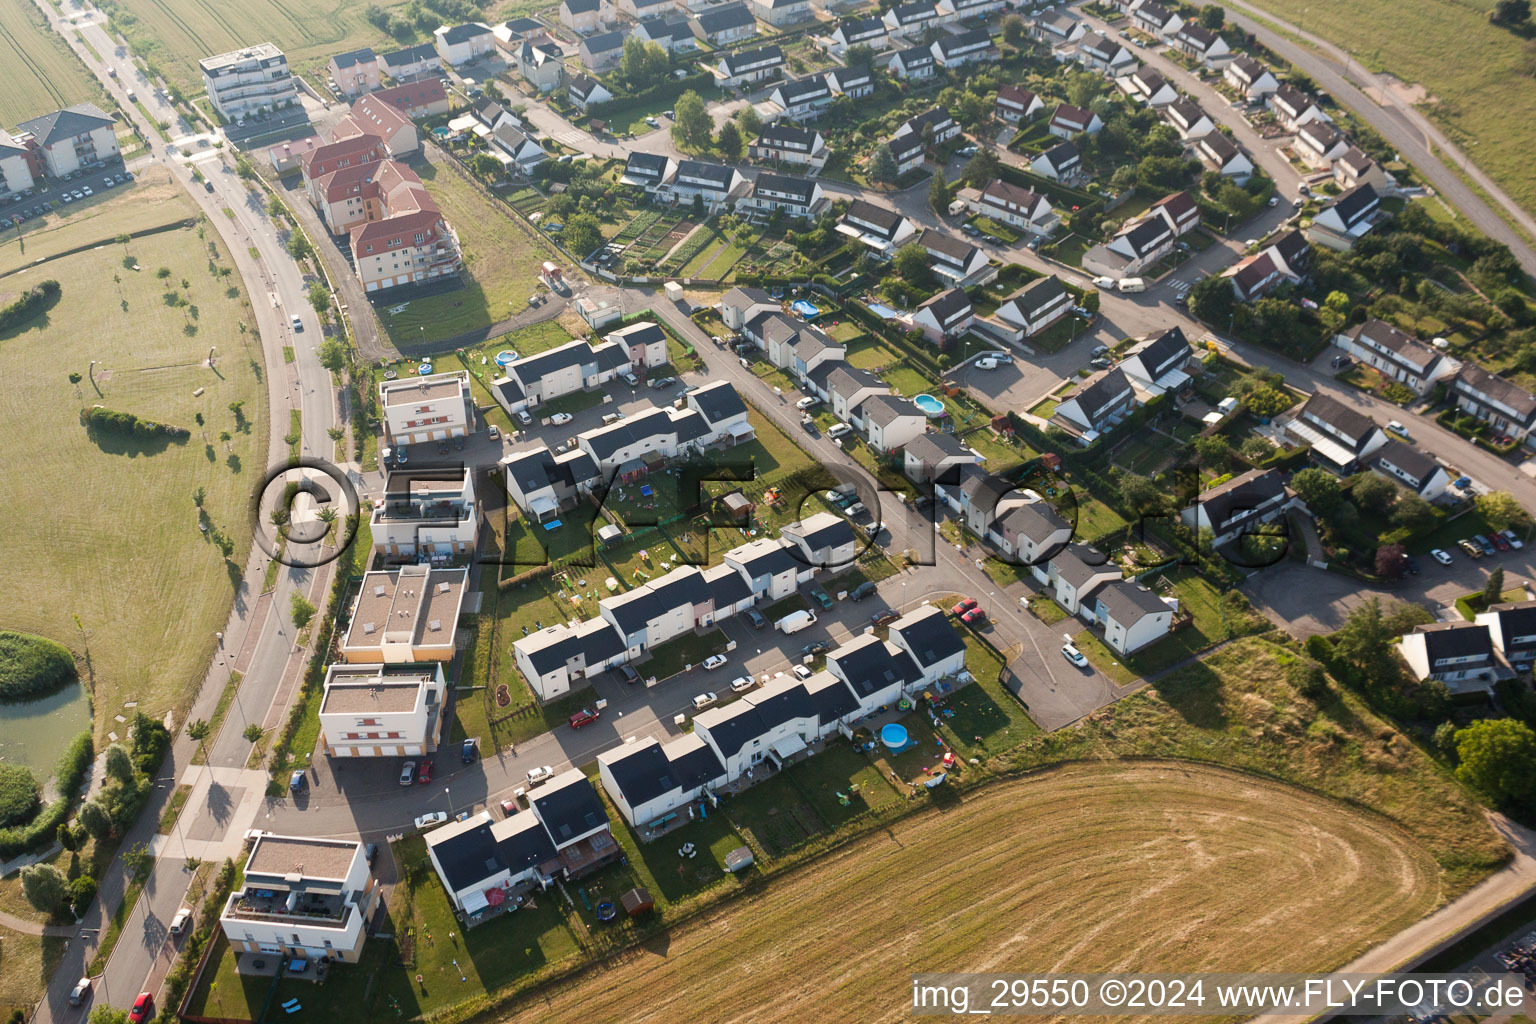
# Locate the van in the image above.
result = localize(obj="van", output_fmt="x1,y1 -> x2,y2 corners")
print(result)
1117,277 -> 1147,293
826,423 -> 853,440
776,609 -> 817,635
947,198 -> 968,216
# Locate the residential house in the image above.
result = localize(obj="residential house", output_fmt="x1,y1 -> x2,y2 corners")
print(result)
200,44 -> 298,121
739,173 -> 826,219
617,0 -> 674,17
883,1 -> 939,35
974,179 -> 1057,235
1076,30 -> 1135,75
489,122 -> 548,172
887,46 -> 936,80
14,104 -> 120,177
379,372 -> 471,444
1172,23 -> 1231,66
1333,319 -> 1454,396
912,288 -> 974,343
1053,368 -> 1136,439
371,467 -> 479,558
988,501 -> 1072,565
578,405 -> 713,474
1044,543 -> 1122,614
561,0 -> 617,34
859,394 -> 928,452
686,381 -> 753,443
1119,326 -> 1192,396
669,160 -> 748,211
501,443 -> 602,523
886,132 -> 927,176
752,0 -> 814,25
719,286 -> 780,330
936,0 -> 1004,18
1083,212 -> 1175,278
920,229 -> 991,285
995,84 -> 1044,123
725,536 -> 812,602
634,14 -> 696,53
888,605 -> 968,686
1293,119 -> 1349,170
895,108 -> 959,147
0,135 -> 36,197
1180,467 -> 1297,546
221,836 -> 377,963
1371,440 -> 1451,501
716,45 -> 785,88
829,17 -> 888,55
827,365 -> 891,423
598,733 -> 728,828
837,199 -> 918,253
1450,365 -> 1536,444
1120,66 -> 1177,107
515,40 -> 566,92
1284,392 -> 1388,473
1227,227 -> 1310,300
1196,132 -> 1252,181
513,611 -> 626,699
932,28 -> 997,68
319,663 -> 446,757
1149,190 -> 1200,236
1163,97 -> 1214,139
1031,8 -> 1086,44
749,124 -> 828,170
938,467 -> 1023,535
755,313 -> 844,382
781,512 -> 861,569
770,74 -> 833,121
567,73 -> 614,112
692,3 -> 758,44
1224,55 -> 1277,101
1476,601 -> 1536,670
1269,82 -> 1329,131
997,274 -> 1073,337
578,29 -> 628,71
1306,183 -> 1381,249
496,17 -> 551,48
379,43 -> 440,82
371,78 -> 451,119
1048,102 -> 1103,138
495,329 -> 657,409
826,64 -> 873,98
1333,146 -> 1390,192
1091,580 -> 1174,654
620,150 -> 677,191
902,431 -> 980,485
267,135 -> 324,174
433,23 -> 495,66
328,48 -> 381,97
339,565 -> 469,664
1130,0 -> 1183,37
1398,622 -> 1497,688
1031,140 -> 1082,181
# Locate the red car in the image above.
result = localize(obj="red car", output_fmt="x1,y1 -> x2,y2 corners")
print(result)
569,707 -> 601,729
129,993 -> 153,1024
417,761 -> 434,784
951,597 -> 978,617
961,607 -> 987,626
1492,532 -> 1512,552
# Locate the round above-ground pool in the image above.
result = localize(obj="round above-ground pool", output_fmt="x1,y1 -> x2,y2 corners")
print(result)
913,393 -> 946,418
495,350 -> 519,369
880,723 -> 909,750
417,363 -> 433,376
790,299 -> 821,319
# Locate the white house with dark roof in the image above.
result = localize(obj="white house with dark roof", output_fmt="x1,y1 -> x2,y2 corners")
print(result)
1450,365 -> 1536,444
561,0 -> 617,34
1031,140 -> 1082,181
617,0 -> 674,17
749,124 -> 828,170
1163,98 -> 1214,139
1131,0 -> 1184,38
903,432 -> 980,484
1119,326 -> 1192,396
860,394 -> 927,452
1196,132 -> 1253,181
888,46 -> 937,80
1284,393 -> 1388,473
885,132 -> 927,176
1371,440 -> 1451,501
1048,103 -> 1103,138
1333,147 -> 1388,192
988,502 -> 1072,565
16,103 -> 120,177
1307,183 -> 1381,249
827,64 -> 874,98
719,286 -> 780,330
634,14 -> 697,53
686,380 -> 753,443
974,179 -> 1058,235
997,275 -> 1072,337
1149,190 -> 1200,237
1270,82 -> 1330,130
826,366 -> 891,423
1226,250 -> 1288,303
769,74 -> 834,120
669,160 -> 748,211
1224,56 -> 1278,100
1333,319 -> 1454,396
838,200 -> 918,253
931,28 -> 997,67
738,173 -> 826,219
567,73 -> 614,112
379,42 -> 440,82
1075,31 -> 1135,75
1398,622 -> 1497,689
1180,468 -> 1298,547
1045,543 -> 1122,614
434,23 -> 495,65
895,108 -> 960,147
1031,8 -> 1086,43
888,605 -> 967,684
692,2 -> 758,44
1053,368 -> 1136,440
328,47 -> 381,97
716,45 -> 785,87
1173,23 -> 1231,66
883,1 -> 939,35
920,229 -> 991,285
1294,119 -> 1350,170
1091,581 -> 1174,654
621,151 -> 677,190
1476,601 -> 1536,671
752,0 -> 813,26
936,0 -> 1004,19
912,288 -> 974,343
995,84 -> 1044,123
1083,213 -> 1175,278
598,733 -> 728,829
781,511 -> 861,569
500,442 -> 602,522
1120,67 -> 1177,107
829,16 -> 889,54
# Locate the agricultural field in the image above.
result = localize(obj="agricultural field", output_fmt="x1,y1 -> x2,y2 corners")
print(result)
0,190 -> 267,742
1242,0 -> 1536,221
497,762 -> 1443,1023
0,0 -> 103,127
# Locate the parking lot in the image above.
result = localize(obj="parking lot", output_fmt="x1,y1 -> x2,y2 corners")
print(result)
2,158 -> 133,228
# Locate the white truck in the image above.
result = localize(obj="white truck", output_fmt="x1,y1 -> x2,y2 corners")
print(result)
775,609 -> 818,635
1117,277 -> 1147,293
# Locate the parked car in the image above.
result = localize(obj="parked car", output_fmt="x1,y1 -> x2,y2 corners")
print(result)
1091,276 -> 1115,289
1502,529 -> 1525,550
1475,534 -> 1498,556
622,372 -> 640,386
169,907 -> 193,935
500,799 -> 518,817
1405,555 -> 1420,575
568,707 -> 601,729
526,765 -> 554,785
871,609 -> 899,627
1431,548 -> 1453,565
801,418 -> 820,438
1458,538 -> 1484,559
365,842 -> 378,863
951,597 -> 978,617
289,770 -> 306,793
802,639 -> 832,657
549,412 -> 573,425
730,675 -> 755,692
413,811 -> 448,831
1492,532 -> 1512,552
1061,642 -> 1089,668
795,396 -> 818,409
845,501 -> 868,518
129,993 -> 153,1024
961,607 -> 986,626
417,761 -> 434,784
692,691 -> 718,710
702,653 -> 728,670
290,314 -> 303,331
488,425 -> 500,441
791,664 -> 813,681
69,978 -> 90,1006
744,608 -> 767,628
1386,420 -> 1411,439
615,664 -> 641,685
850,581 -> 877,601
516,410 -> 533,425
1090,357 -> 1112,370
399,761 -> 417,785
810,588 -> 833,610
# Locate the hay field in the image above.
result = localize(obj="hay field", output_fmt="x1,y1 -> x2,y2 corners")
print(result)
1242,0 -> 1536,219
0,190 -> 267,737
0,0 -> 103,127
499,762 -> 1441,1024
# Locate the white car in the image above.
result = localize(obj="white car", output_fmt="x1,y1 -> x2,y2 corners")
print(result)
169,907 -> 193,935
69,978 -> 91,1006
1386,420 -> 1411,439
526,765 -> 554,785
516,410 -> 533,425
1061,642 -> 1089,668
1431,548 -> 1453,565
549,412 -> 573,425
692,691 -> 718,710
290,314 -> 303,331
413,811 -> 448,831
702,654 -> 728,670
1091,276 -> 1115,289
1502,529 -> 1525,550
730,675 -> 755,692
791,664 -> 813,680
974,358 -> 1000,371
795,396 -> 817,409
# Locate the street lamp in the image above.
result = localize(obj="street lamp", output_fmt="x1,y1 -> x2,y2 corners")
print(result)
445,785 -> 453,819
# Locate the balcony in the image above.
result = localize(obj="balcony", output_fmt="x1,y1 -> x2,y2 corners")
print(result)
224,889 -> 354,929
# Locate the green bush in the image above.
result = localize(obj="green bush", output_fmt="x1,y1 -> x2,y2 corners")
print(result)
0,630 -> 76,701
0,731 -> 93,858
79,407 -> 191,440
0,280 -> 60,332
0,764 -> 39,828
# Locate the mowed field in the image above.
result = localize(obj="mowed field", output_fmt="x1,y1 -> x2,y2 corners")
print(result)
0,187 -> 267,738
0,164 -> 191,272
1242,0 -> 1536,220
498,763 -> 1441,1024
0,0 -> 104,127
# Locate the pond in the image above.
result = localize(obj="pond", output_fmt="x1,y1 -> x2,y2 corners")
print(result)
0,682 -> 92,781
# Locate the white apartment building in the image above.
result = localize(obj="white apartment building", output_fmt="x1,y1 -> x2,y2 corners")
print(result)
339,565 -> 469,664
371,467 -> 479,558
221,835 -> 377,964
201,43 -> 300,121
15,104 -> 120,178
379,371 -> 471,444
319,663 -> 446,757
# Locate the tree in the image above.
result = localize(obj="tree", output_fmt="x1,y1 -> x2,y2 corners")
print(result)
928,172 -> 951,214
103,743 -> 135,787
893,243 -> 932,286
1187,272 -> 1235,325
619,36 -> 669,87
307,281 -> 330,318
266,194 -> 284,219
867,143 -> 898,184
1391,492 -> 1437,536
186,718 -> 210,765
960,148 -> 1001,190
1332,597 -> 1390,678
1192,435 -> 1233,471
735,104 -> 763,138
291,592 -> 317,630
1001,14 -> 1026,44
672,90 -> 713,150
243,724 -> 265,745
79,799 -> 112,839
1491,0 -> 1531,26
1483,566 -> 1506,607
68,875 -> 97,917
57,821 -> 79,852
122,842 -> 154,884
564,211 -> 603,259
715,120 -> 742,160
1200,4 -> 1225,28
1375,543 -> 1408,580
285,233 -> 313,262
20,863 -> 69,915
1476,491 -> 1531,533
317,338 -> 347,373
1456,718 -> 1536,806
89,1008 -> 129,1024
1116,472 -> 1166,517
1291,467 -> 1342,516
846,43 -> 875,68
1351,473 -> 1398,517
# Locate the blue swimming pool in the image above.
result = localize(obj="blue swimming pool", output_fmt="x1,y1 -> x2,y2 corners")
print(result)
913,394 -> 946,418
880,723 -> 909,750
790,299 -> 821,319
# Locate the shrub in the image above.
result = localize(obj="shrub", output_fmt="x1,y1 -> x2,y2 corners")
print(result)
0,280 -> 60,332
79,407 -> 191,440
0,631 -> 76,701
0,764 -> 39,828
0,732 -> 93,858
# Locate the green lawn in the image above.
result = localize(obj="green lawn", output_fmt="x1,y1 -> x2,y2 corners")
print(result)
638,628 -> 729,681
0,199 -> 266,741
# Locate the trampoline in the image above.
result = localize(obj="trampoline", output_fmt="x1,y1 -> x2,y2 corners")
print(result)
880,723 -> 911,751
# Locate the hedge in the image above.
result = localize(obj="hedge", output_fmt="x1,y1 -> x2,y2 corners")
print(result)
0,630 -> 76,701
585,71 -> 716,120
0,764 -> 39,829
0,731 -> 93,858
80,406 -> 191,440
0,280 -> 60,333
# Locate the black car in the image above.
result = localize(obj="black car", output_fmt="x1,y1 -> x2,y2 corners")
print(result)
802,639 -> 832,657
1405,555 -> 1420,575
615,664 -> 641,685
744,608 -> 767,629
801,419 -> 821,438
850,581 -> 877,601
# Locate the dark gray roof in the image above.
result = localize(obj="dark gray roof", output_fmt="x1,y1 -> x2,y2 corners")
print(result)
861,393 -> 922,428
1196,468 -> 1288,530
1013,274 -> 1067,312
729,540 -> 799,580
1038,140 -> 1080,171
530,775 -> 609,846
828,636 -> 921,699
1271,82 -> 1317,116
844,199 -> 904,238
496,815 -> 560,873
891,608 -> 964,670
625,151 -> 671,180
789,514 -> 857,553
893,46 -> 934,70
806,677 -> 860,722
690,381 -> 748,424
836,15 -> 885,38
722,45 -> 784,73
997,502 -> 1071,549
904,430 -> 970,463
935,28 -> 992,56
583,29 -> 629,52
755,123 -> 820,150
754,172 -> 818,205
1117,216 -> 1172,258
775,74 -> 831,105
696,702 -> 767,757
1050,543 -> 1116,589
1414,622 -> 1493,666
703,563 -> 752,608
602,742 -> 675,808
439,22 -> 491,44
919,287 -> 972,324
381,43 -> 438,68
1271,228 -> 1311,267
827,365 -> 886,401
1127,327 -> 1190,380
1487,602 -> 1536,654
675,159 -> 738,189
568,73 -> 606,101
18,103 -> 114,146
1066,368 -> 1132,424
583,407 -> 706,461
919,228 -> 980,268
889,0 -> 936,23
1453,365 -> 1536,425
670,740 -> 728,789
1095,580 -> 1170,624
749,682 -> 817,733
431,819 -> 506,891
1371,440 -> 1439,487
331,48 -> 377,68
563,0 -> 601,12
1297,392 -> 1379,451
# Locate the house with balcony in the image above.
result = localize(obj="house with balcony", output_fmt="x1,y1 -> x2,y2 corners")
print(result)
0,135 -> 34,199
1307,183 -> 1381,249
221,836 -> 377,964
750,124 -> 828,170
1119,326 -> 1193,397
339,565 -> 468,663
1476,601 -> 1536,671
996,274 -> 1073,338
837,200 -> 918,253
379,372 -> 471,444
201,43 -> 299,121
15,103 -> 121,178
1181,467 -> 1298,547
319,663 -> 446,757
372,467 -> 479,558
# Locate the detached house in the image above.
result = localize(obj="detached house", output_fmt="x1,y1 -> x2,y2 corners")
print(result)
912,288 -> 975,343
1076,31 -> 1135,75
1284,393 -> 1388,474
989,502 -> 1072,566
1048,103 -> 1103,138
1450,365 -> 1536,444
932,28 -> 997,68
770,74 -> 834,121
1043,543 -> 1122,615
1173,24 -> 1231,66
888,46 -> 937,80
1031,140 -> 1082,181
886,132 -> 927,176
501,444 -> 602,523
692,3 -> 758,44
1119,326 -> 1192,396
1164,98 -> 1214,139
1181,468 -> 1297,547
1131,0 -> 1184,39
1398,622 -> 1497,689
997,274 -> 1073,338
739,173 -> 826,219
896,108 -> 960,147
975,179 -> 1057,235
903,432 -> 981,485
1092,580 -> 1174,654
1084,212 -> 1174,278
1334,147 -> 1390,193
433,23 -> 494,66
920,229 -> 991,285
1307,183 -> 1381,250
995,85 -> 1044,123
1333,319 -> 1454,396
1294,120 -> 1350,170
859,394 -> 928,452
1270,82 -> 1330,131
1196,132 -> 1253,181
750,124 -> 828,171
578,29 -> 627,71
1120,67 -> 1177,107
829,16 -> 888,54
717,45 -> 785,88
1031,8 -> 1086,44
567,73 -> 614,112
1371,440 -> 1451,501
1053,368 -> 1136,440
883,1 -> 939,36
719,286 -> 780,331
328,48 -> 381,98
670,159 -> 749,210
1226,228 -> 1309,301
1476,601 -> 1536,670
1224,55 -> 1278,101
838,199 -> 919,254
515,40 -> 566,93
827,64 -> 873,98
